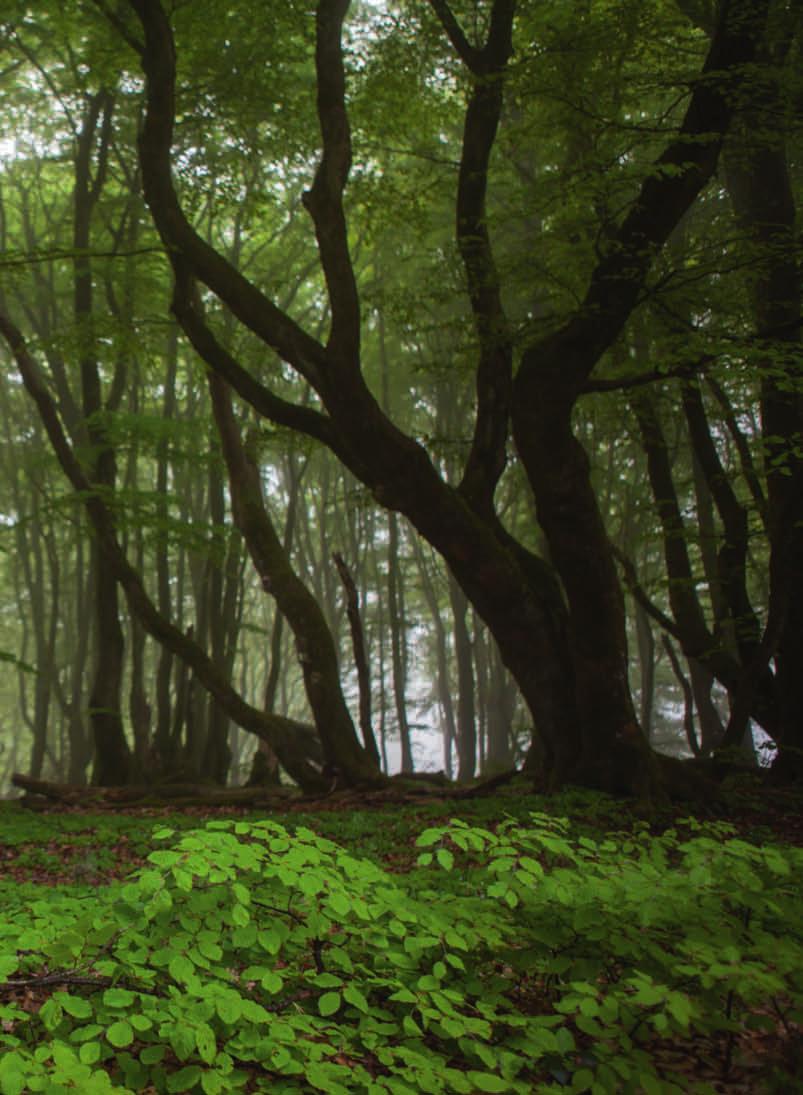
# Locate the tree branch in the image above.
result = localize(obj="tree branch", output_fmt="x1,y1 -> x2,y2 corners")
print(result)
428,0 -> 481,70
169,265 -> 339,451
431,0 -> 515,512
301,0 -> 360,365
127,0 -> 328,389
517,0 -> 770,401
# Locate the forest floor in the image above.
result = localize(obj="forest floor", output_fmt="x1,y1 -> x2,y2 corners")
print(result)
0,777 -> 801,1093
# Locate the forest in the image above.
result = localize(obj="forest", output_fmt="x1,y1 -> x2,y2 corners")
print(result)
0,2 -> 802,1091
0,0 -> 800,800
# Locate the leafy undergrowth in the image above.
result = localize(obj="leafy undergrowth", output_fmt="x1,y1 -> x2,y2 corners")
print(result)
0,795 -> 801,1094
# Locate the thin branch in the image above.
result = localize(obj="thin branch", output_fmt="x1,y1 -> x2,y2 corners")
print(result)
582,355 -> 713,393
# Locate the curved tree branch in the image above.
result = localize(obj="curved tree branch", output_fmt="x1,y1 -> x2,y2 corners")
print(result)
128,0 -> 328,389
516,0 -> 770,404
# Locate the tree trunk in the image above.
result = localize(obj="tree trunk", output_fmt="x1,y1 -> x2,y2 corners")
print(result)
333,551 -> 381,767
515,384 -> 652,792
634,599 -> 655,742
208,374 -> 382,787
449,573 -> 476,781
484,639 -> 516,774
73,90 -> 130,786
413,542 -> 457,779
387,512 -> 413,774
153,327 -> 179,772
724,43 -> 803,781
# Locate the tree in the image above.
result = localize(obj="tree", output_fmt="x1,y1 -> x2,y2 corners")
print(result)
114,0 -> 769,794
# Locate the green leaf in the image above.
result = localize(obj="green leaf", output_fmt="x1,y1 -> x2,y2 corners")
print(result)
416,829 -> 443,847
39,998 -> 63,1031
261,969 -> 283,994
215,995 -> 243,1024
103,987 -> 136,1008
169,954 -> 195,983
140,1045 -> 166,1065
202,1072 -> 225,1095
403,1015 -> 422,1037
198,937 -> 223,961
572,1067 -> 595,1089
436,848 -> 454,872
106,1020 -> 134,1048
0,956 -> 18,979
327,891 -> 351,918
172,867 -> 193,892
318,991 -> 341,1017
195,1022 -> 217,1064
230,903 -> 250,927
466,1072 -> 509,1092
343,984 -> 369,1012
667,993 -> 693,1028
79,1042 -> 101,1065
168,1065 -> 202,1093
639,1073 -> 666,1095
0,1069 -> 26,1095
258,928 -> 282,955
170,1023 -> 197,1060
58,994 -> 93,1019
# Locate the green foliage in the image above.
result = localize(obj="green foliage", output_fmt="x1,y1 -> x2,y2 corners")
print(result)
0,813 -> 800,1092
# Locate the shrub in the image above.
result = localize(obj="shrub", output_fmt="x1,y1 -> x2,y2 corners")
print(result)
0,814 -> 800,1093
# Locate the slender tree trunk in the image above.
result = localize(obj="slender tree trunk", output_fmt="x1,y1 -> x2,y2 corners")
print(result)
484,639 -> 517,773
333,551 -> 381,767
74,90 -> 130,785
387,512 -> 413,774
663,637 -> 701,757
449,573 -> 476,781
413,540 -> 457,779
633,599 -> 656,743
688,659 -> 726,757
153,327 -> 179,772
208,374 -> 382,786
67,532 -> 92,783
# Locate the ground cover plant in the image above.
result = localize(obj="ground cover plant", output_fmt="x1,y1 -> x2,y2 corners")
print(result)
0,792 -> 801,1093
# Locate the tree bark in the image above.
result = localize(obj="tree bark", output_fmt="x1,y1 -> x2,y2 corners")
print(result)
386,512 -> 414,774
73,89 -> 130,786
448,572 -> 476,781
724,40 -> 803,780
333,551 -> 381,767
207,373 -> 383,787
